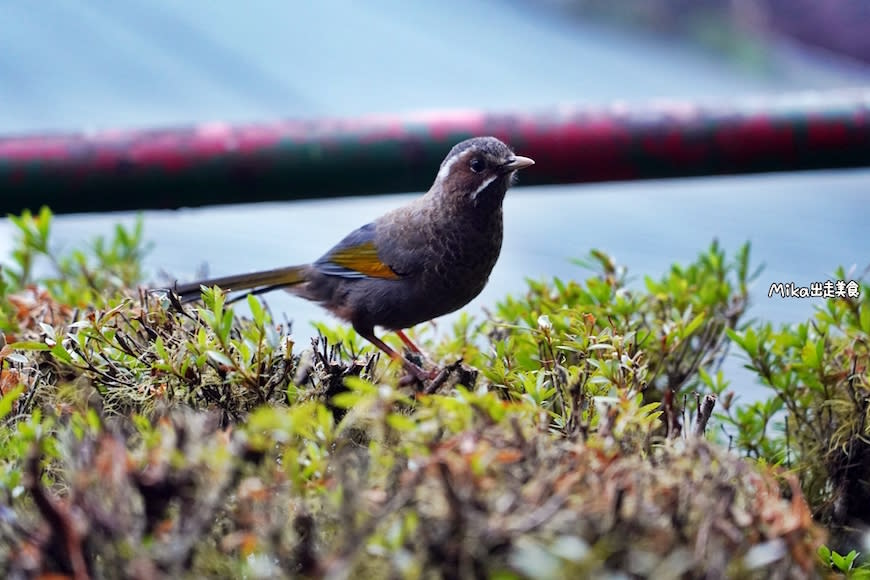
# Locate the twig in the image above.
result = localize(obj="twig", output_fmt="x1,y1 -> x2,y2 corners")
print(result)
423,359 -> 464,394
26,446 -> 91,580
693,394 -> 717,437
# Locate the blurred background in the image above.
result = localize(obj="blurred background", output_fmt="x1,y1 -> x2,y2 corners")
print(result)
1,0 -> 868,398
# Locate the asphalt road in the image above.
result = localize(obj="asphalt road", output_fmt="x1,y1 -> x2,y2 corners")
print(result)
2,0 -> 869,399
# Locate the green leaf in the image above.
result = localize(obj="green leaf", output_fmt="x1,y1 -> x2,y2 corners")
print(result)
0,384 -> 25,419
7,341 -> 51,351
343,376 -> 378,395
800,339 -> 819,370
831,550 -> 848,571
248,294 -> 266,326
331,391 -> 362,410
742,327 -> 758,356
220,308 -> 234,342
50,342 -> 73,364
860,306 -> 870,335
36,206 -> 52,241
817,544 -> 831,562
386,413 -> 416,432
726,328 -> 745,351
683,312 -> 706,338
154,336 -> 169,360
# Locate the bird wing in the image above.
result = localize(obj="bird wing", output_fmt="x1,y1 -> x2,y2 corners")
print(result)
313,222 -> 405,280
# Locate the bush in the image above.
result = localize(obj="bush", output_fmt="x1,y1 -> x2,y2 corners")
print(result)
1,207 -> 862,578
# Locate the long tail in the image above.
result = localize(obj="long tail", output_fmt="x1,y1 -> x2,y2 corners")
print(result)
171,265 -> 309,303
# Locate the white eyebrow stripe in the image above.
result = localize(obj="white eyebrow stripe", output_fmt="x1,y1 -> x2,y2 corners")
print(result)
436,152 -> 463,183
471,174 -> 498,200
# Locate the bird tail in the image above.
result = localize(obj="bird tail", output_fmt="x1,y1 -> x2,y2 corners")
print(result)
171,265 -> 309,303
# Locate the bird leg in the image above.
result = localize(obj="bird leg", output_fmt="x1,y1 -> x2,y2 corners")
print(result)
394,329 -> 422,354
394,329 -> 433,370
357,328 -> 437,382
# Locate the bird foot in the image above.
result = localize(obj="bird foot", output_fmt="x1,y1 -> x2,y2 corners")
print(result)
398,361 -> 439,387
401,348 -> 432,369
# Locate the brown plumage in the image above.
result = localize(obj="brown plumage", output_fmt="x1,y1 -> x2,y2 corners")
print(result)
170,136 -> 534,380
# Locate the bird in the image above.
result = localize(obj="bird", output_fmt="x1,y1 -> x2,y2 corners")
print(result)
170,136 -> 534,381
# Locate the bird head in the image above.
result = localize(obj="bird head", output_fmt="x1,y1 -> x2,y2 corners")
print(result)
432,137 -> 534,209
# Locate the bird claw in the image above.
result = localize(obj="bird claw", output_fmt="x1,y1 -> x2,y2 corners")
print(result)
399,362 -> 439,387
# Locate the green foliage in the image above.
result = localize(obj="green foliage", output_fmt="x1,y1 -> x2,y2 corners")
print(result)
0,207 -> 856,577
462,241 -> 753,423
819,545 -> 870,578
4,207 -> 147,314
723,269 -> 870,551
5,206 -> 53,288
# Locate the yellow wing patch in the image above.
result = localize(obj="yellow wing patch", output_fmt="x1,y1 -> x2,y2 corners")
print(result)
324,241 -> 401,280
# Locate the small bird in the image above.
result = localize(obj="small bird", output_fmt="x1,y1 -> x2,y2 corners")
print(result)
171,137 -> 534,381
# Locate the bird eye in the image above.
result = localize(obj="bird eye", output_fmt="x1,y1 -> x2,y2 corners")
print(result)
469,157 -> 486,173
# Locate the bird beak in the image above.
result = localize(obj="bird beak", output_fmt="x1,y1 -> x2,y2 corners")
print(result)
501,155 -> 535,172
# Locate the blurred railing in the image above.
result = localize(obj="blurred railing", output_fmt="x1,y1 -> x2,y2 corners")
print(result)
1,89 -> 869,215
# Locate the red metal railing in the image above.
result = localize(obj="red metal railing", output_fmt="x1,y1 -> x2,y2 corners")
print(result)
1,89 -> 869,215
